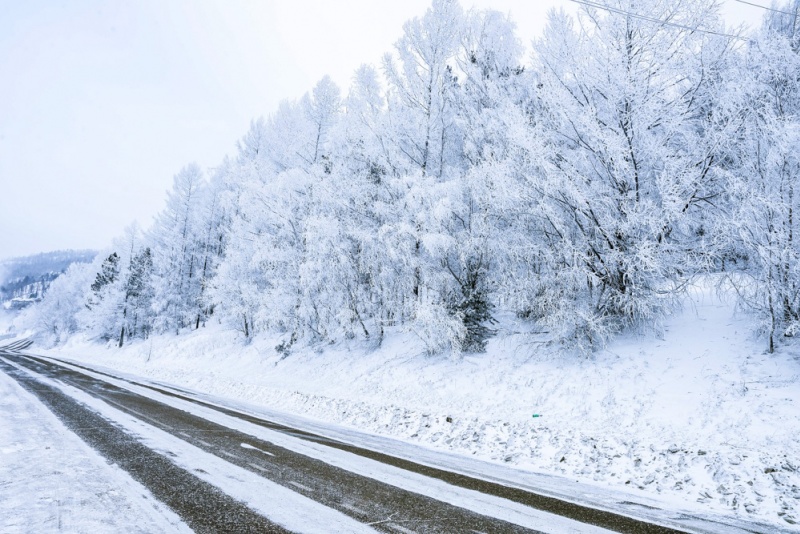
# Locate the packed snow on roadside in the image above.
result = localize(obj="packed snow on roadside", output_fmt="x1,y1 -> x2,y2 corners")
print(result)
39,279 -> 800,529
0,363 -> 189,533
0,308 -> 16,339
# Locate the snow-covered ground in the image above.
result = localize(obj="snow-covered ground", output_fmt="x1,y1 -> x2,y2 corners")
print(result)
37,358 -> 613,534
0,308 -> 16,338
40,280 -> 800,529
0,361 -> 188,533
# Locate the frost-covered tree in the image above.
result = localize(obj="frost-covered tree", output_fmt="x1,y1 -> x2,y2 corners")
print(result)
212,123 -> 310,339
120,246 -> 154,344
383,0 -> 464,177
262,77 -> 341,174
518,0 -> 731,346
18,262 -> 95,345
149,163 -> 206,335
78,251 -> 129,341
302,75 -> 342,167
457,8 -> 525,166
89,253 -> 120,303
723,4 -> 800,352
24,0 -> 800,357
336,64 -> 395,179
433,7 -> 526,351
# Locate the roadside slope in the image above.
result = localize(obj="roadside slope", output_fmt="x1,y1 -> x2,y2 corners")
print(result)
40,280 -> 800,529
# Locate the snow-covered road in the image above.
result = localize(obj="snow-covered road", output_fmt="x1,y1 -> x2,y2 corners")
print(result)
1,348 -> 786,533
0,353 -> 188,533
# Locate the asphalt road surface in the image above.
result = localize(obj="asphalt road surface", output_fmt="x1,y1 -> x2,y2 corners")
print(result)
0,349 -> 697,533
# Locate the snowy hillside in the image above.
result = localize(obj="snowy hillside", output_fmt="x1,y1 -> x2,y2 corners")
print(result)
42,279 -> 800,529
10,0 -> 800,530
20,0 -> 800,363
0,249 -> 96,311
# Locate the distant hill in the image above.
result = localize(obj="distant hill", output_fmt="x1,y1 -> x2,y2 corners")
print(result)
0,250 -> 97,310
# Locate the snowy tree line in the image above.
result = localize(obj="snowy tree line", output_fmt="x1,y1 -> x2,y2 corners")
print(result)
1,250 -> 96,308
23,0 -> 800,354
0,249 -> 96,293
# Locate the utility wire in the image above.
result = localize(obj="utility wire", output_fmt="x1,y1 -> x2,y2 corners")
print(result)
733,0 -> 799,17
567,0 -> 749,40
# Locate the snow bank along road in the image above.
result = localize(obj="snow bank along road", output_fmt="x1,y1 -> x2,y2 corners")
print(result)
0,349 -> 776,534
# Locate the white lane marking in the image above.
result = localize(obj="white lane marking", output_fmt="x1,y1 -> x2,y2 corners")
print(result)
218,450 -> 238,459
22,366 -> 377,534
178,431 -> 191,438
288,481 -> 313,492
195,438 -> 213,448
112,404 -> 162,427
241,442 -> 275,456
247,462 -> 269,473
386,523 -> 416,534
339,502 -> 369,516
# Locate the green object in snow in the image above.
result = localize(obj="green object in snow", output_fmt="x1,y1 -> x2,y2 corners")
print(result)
532,414 -> 543,418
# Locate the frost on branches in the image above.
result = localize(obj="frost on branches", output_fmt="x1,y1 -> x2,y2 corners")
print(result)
23,0 -> 800,355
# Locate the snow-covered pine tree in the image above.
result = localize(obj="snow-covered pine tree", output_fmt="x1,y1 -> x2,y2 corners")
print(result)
120,246 -> 154,344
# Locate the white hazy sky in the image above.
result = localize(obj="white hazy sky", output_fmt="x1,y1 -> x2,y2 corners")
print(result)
0,0 -> 763,259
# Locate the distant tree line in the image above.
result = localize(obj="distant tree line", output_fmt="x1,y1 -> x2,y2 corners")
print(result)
1,249 -> 96,306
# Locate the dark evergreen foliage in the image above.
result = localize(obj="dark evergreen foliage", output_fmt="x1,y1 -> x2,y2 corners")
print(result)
119,247 -> 155,345
90,253 -> 120,296
125,248 -> 152,302
447,256 -> 496,352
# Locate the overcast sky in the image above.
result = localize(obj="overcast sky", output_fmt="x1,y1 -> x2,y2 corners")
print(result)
0,0 -> 763,259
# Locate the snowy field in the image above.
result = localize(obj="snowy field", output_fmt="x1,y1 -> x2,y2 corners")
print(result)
0,361 -> 188,533
39,280 -> 800,529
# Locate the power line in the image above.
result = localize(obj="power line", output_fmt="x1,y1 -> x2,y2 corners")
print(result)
733,0 -> 799,17
567,0 -> 749,40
